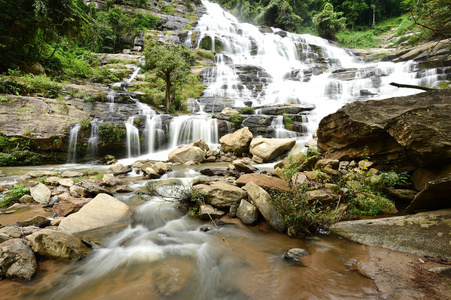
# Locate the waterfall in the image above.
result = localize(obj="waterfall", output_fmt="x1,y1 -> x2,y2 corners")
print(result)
86,120 -> 99,160
169,115 -> 218,148
107,90 -> 116,112
125,117 -> 141,158
271,116 -> 299,138
143,115 -> 164,154
67,124 -> 80,163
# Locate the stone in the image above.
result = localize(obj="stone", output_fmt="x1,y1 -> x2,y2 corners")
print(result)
81,180 -> 113,196
330,209 -> 451,260
19,195 -> 34,203
305,189 -> 338,204
192,182 -> 247,209
168,145 -> 205,164
26,228 -> 90,261
275,152 -> 306,169
61,171 -> 82,178
102,174 -> 122,186
20,61 -> 45,75
69,185 -> 90,198
0,238 -> 37,281
405,177 -> 451,213
108,164 -> 132,176
219,127 -> 253,155
411,165 -> 451,191
290,173 -> 308,186
199,204 -> 225,221
314,159 -> 340,170
143,167 -> 161,179
284,248 -> 308,262
51,217 -> 65,226
236,200 -> 259,225
236,173 -> 288,191
273,167 -> 286,180
21,215 -> 50,227
190,139 -> 209,152
232,159 -> 257,173
59,193 -> 133,236
249,137 -> 296,162
116,185 -> 133,193
243,182 -> 285,232
0,183 -> 12,192
58,178 -> 74,188
153,161 -> 171,175
0,233 -> 9,243
53,198 -> 91,217
317,90 -> 451,171
358,160 -> 374,170
0,227 -> 22,238
386,188 -> 417,203
220,107 -> 239,116
29,182 -> 51,205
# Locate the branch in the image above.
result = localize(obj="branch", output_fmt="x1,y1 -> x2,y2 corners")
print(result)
390,82 -> 435,91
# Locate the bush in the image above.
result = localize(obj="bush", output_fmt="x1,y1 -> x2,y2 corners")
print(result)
0,184 -> 30,208
230,113 -> 243,127
161,4 -> 176,15
98,123 -> 126,144
240,106 -> 254,114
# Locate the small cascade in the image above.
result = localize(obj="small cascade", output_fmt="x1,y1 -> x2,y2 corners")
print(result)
271,116 -> 299,138
107,90 -> 116,112
67,124 -> 80,163
125,117 -> 141,158
86,120 -> 99,160
144,115 -> 165,154
169,115 -> 218,148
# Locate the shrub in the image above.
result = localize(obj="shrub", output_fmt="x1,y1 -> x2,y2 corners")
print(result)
0,184 -> 30,208
230,113 -> 243,127
240,106 -> 254,115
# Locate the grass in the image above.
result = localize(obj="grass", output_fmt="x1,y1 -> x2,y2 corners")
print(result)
0,184 -> 30,208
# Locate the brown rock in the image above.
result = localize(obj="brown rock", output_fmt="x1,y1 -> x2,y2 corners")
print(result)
53,198 -> 91,217
219,127 -> 253,155
235,173 -> 288,191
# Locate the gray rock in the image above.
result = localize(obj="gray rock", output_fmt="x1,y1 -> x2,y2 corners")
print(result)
103,174 -> 122,186
284,248 -> 308,262
236,200 -> 259,225
61,171 -> 83,178
199,204 -> 225,221
192,182 -> 248,209
0,238 -> 37,281
330,209 -> 451,260
29,182 -> 51,205
386,188 -> 417,203
244,182 -> 285,232
58,178 -> 74,188
21,215 -> 50,227
0,227 -> 22,238
81,180 -> 113,196
26,228 -> 90,261
108,164 -> 132,176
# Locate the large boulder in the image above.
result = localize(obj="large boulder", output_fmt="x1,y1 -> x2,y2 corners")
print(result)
219,127 -> 253,155
192,182 -> 247,209
26,228 -> 90,261
0,239 -> 37,281
235,173 -> 288,191
249,137 -> 296,162
52,197 -> 91,217
317,90 -> 451,171
405,177 -> 451,213
29,182 -> 51,205
330,209 -> 451,260
236,200 -> 259,225
58,193 -> 133,236
168,145 -> 205,164
243,182 -> 285,232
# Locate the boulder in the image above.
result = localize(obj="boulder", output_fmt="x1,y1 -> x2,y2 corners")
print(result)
29,182 -> 51,205
220,107 -> 239,116
102,174 -> 122,187
116,185 -> 133,193
314,159 -> 339,170
0,238 -> 37,281
21,215 -> 50,227
108,164 -> 131,176
275,152 -> 306,169
61,171 -> 82,178
58,178 -> 74,188
317,90 -> 451,171
386,188 -> 417,203
405,177 -> 451,213
330,209 -> 451,260
19,195 -> 34,203
305,189 -> 338,204
168,145 -> 205,164
58,193 -> 133,236
219,127 -> 253,155
53,198 -> 91,217
81,180 -> 113,196
190,139 -> 209,152
236,200 -> 259,225
153,161 -> 171,175
69,185 -> 90,198
192,182 -> 247,209
243,182 -> 285,232
199,204 -> 226,221
236,173 -> 288,191
231,159 -> 257,173
250,137 -> 296,162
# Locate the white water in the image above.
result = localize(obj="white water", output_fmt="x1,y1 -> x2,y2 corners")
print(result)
67,124 -> 80,163
169,115 -> 219,149
86,120 -> 99,160
271,116 -> 299,138
125,117 -> 141,158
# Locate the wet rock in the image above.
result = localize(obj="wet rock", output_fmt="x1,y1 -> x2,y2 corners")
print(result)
102,174 -> 122,187
236,173 -> 288,191
386,188 -> 417,203
143,166 -> 161,179
51,217 -> 64,226
21,215 -> 50,228
314,159 -> 339,170
58,178 -> 74,188
192,182 -> 247,209
116,185 -> 133,193
152,258 -> 192,297
59,193 -> 133,237
305,189 -> 338,204
275,152 -> 306,169
29,182 -> 51,205
0,238 -> 37,281
53,198 -> 91,217
152,161 -> 171,175
405,177 -> 451,213
243,182 -> 285,232
231,159 -> 257,173
0,227 -> 22,238
61,171 -> 82,178
330,209 -> 451,260
69,185 -> 90,198
26,228 -> 90,261
236,200 -> 259,225
0,183 -> 12,192
219,127 -> 253,155
199,204 -> 226,221
108,164 -> 132,176
81,180 -> 113,196
284,248 -> 308,262
168,145 -> 205,164
190,139 -> 209,152
19,195 -> 34,204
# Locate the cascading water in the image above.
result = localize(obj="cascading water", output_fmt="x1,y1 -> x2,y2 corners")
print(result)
67,124 -> 80,163
125,117 -> 141,158
143,115 -> 164,154
86,120 -> 99,160
169,115 -> 218,148
271,116 -> 299,138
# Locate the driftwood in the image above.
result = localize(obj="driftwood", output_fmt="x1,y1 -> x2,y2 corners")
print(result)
390,82 -> 435,91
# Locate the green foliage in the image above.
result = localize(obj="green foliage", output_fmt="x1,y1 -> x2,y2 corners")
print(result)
79,118 -> 91,131
0,184 -> 30,208
337,30 -> 378,49
256,0 -> 303,32
313,3 -> 346,40
188,207 -> 200,218
161,4 -> 177,15
98,123 -> 126,144
347,193 -> 395,216
283,115 -> 294,130
412,0 -> 451,39
133,13 -> 161,31
0,75 -> 62,98
239,106 -> 255,115
229,113 -> 243,127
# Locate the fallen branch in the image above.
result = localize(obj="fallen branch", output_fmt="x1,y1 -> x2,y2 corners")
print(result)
390,82 -> 435,91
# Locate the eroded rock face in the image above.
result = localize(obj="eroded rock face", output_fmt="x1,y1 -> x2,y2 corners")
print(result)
168,145 -> 205,164
330,209 -> 451,260
249,137 -> 296,162
219,127 -> 253,155
405,177 -> 451,213
58,193 -> 133,236
0,239 -> 37,281
26,229 -> 90,261
317,90 -> 451,171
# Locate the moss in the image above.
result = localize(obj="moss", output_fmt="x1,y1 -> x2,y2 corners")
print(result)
98,123 -> 126,144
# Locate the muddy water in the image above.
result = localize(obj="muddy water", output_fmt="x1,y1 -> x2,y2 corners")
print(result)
0,164 -> 378,300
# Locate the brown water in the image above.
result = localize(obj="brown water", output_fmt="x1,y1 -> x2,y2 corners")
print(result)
0,164 -> 379,300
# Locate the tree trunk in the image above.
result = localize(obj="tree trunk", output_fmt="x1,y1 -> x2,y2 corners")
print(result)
165,74 -> 171,112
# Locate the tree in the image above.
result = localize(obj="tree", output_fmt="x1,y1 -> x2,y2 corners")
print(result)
410,0 -> 451,39
144,43 -> 194,112
313,3 -> 346,40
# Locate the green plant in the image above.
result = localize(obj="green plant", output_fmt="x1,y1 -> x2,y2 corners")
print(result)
347,193 -> 396,216
79,118 -> 91,131
161,4 -> 176,15
0,184 -> 30,208
240,106 -> 255,115
283,115 -> 294,130
229,113 -> 243,127
306,148 -> 320,159
188,207 -> 200,218
98,123 -> 126,144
